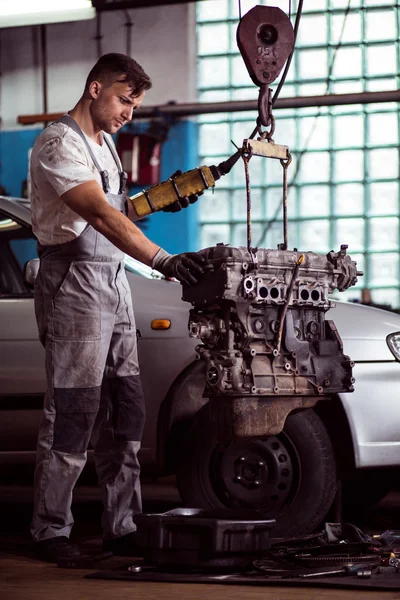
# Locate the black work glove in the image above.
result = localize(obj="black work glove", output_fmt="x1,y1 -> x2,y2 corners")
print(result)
152,248 -> 205,286
162,170 -> 204,213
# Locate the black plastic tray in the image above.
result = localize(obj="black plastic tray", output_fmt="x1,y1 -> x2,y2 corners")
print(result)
134,508 -> 275,570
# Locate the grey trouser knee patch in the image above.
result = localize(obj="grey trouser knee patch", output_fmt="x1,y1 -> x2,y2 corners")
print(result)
102,375 -> 146,442
53,387 -> 101,453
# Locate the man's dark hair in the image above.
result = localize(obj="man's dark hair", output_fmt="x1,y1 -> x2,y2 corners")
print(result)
85,53 -> 152,96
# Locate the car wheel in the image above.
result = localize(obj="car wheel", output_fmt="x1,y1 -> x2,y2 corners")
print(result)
176,405 -> 337,538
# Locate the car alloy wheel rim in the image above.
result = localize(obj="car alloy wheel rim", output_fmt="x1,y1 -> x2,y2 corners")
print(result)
209,434 -> 299,514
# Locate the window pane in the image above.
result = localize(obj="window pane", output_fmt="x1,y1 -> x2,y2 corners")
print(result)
231,55 -> 253,87
335,184 -> 364,215
274,117 -> 296,148
302,0 -> 328,11
369,182 -> 399,215
298,152 -> 330,183
232,223 -> 264,248
199,90 -> 230,102
299,116 -> 330,149
298,49 -> 328,80
368,149 -> 399,179
232,155 -> 263,186
232,189 -> 263,221
231,120 -> 257,145
299,220 -> 330,252
199,190 -> 230,223
366,10 -> 396,40
331,80 -> 363,94
298,83 -> 328,96
369,217 -> 399,251
297,15 -> 327,46
367,44 -> 397,76
330,0 -> 362,8
200,224 -> 230,247
234,0 -> 266,18
366,0 -> 398,5
197,0 -> 229,21
265,187 -> 296,220
331,12 -> 362,44
231,88 -> 258,101
366,78 -> 398,92
368,113 -> 399,146
263,221 -> 297,250
198,57 -> 229,88
265,157 -> 288,186
198,90 -> 230,123
334,115 -> 364,148
277,83 -> 297,98
336,218 -> 365,252
334,150 -> 364,182
234,109 -> 258,122
199,123 -> 231,155
369,253 -> 399,286
198,23 -> 229,55
332,47 -> 362,78
332,103 -> 363,116
299,186 -> 330,217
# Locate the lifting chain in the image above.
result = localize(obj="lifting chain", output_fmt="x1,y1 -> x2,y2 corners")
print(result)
280,152 -> 292,249
241,83 -> 293,251
242,146 -> 253,251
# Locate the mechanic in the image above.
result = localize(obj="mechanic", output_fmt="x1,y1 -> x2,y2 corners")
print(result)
29,53 -> 204,563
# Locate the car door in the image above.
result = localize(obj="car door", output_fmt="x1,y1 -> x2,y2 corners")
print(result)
0,208 -> 45,452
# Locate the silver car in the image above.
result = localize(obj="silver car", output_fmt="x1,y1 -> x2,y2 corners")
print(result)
1,195 -> 400,537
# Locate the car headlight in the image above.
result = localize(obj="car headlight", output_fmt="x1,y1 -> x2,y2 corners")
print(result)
386,332 -> 400,361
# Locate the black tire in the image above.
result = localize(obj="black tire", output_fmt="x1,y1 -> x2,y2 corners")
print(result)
176,405 -> 337,538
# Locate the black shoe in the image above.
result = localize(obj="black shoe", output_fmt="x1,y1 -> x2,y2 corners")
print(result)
35,536 -> 81,563
103,532 -> 143,557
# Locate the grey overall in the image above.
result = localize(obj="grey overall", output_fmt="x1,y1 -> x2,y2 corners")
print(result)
31,115 -> 145,542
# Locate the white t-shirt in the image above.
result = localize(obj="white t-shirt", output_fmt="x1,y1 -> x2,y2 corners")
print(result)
30,119 -> 121,245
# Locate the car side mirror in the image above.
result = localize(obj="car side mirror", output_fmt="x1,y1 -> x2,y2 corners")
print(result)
23,258 -> 40,287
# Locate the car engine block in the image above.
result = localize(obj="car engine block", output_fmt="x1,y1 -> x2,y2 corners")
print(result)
182,244 -> 361,439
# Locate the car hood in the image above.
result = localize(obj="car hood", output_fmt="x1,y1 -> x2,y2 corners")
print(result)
125,270 -> 196,344
330,301 -> 400,362
126,271 -> 400,363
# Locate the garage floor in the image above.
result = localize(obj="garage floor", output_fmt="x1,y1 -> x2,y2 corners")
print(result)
1,479 -> 400,600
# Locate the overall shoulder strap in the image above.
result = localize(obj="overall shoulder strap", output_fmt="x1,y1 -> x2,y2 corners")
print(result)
103,134 -> 123,173
57,114 -> 109,192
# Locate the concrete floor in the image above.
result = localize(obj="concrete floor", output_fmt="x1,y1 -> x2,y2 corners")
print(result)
1,480 -> 400,600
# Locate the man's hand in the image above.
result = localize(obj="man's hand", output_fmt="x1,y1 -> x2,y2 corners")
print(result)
162,170 -> 203,213
152,248 -> 205,285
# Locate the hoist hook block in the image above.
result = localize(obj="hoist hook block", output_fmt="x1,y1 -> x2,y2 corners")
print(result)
237,5 -> 295,87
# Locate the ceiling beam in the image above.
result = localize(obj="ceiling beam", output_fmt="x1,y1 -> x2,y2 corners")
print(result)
17,89 -> 400,125
92,0 -> 198,11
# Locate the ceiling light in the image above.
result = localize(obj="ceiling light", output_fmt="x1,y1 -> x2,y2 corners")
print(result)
0,0 -> 95,28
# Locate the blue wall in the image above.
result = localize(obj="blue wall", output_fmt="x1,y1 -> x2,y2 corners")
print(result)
0,128 -> 42,197
0,119 -> 199,253
131,119 -> 200,254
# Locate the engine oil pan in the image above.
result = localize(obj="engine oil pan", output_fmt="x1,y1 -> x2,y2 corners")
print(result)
134,507 -> 275,570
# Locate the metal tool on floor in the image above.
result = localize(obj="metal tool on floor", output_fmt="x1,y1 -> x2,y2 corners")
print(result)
298,563 -> 375,579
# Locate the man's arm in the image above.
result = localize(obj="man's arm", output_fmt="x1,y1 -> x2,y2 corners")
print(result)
62,180 -> 159,266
